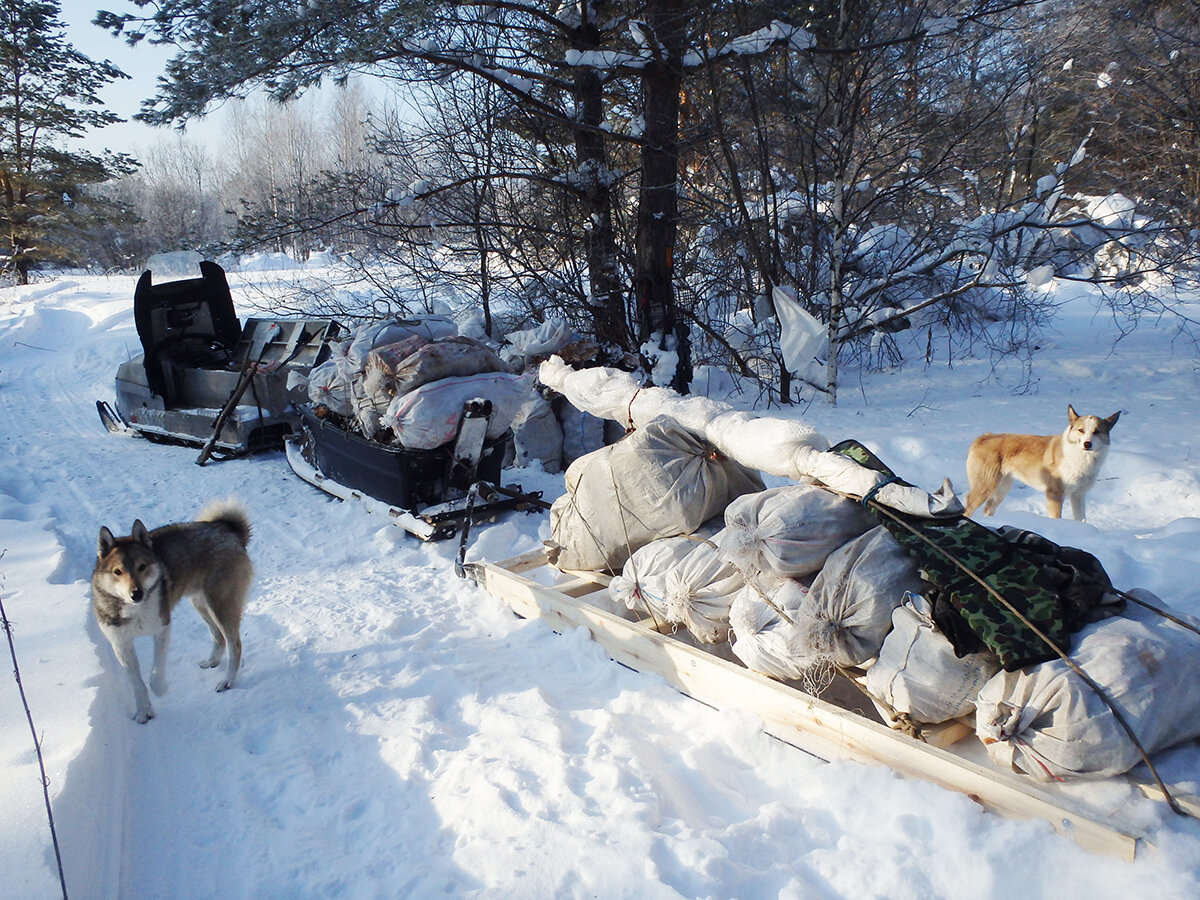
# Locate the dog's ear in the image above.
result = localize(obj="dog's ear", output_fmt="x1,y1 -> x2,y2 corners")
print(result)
131,520 -> 152,548
1103,410 -> 1121,431
98,526 -> 116,559
1067,404 -> 1079,422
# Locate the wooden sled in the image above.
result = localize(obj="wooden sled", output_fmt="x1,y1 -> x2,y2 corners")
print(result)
462,549 -> 1200,861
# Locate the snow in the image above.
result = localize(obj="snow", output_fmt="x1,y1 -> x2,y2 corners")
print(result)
4,268 -> 1200,898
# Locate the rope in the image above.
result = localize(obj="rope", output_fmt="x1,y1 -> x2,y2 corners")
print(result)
625,387 -> 641,434
1110,586 -> 1200,637
864,500 -> 1184,816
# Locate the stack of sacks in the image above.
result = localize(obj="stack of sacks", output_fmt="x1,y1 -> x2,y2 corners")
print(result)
306,317 -> 529,449
609,531 -> 743,644
975,590 -> 1200,780
718,484 -> 875,580
865,593 -> 1000,725
359,335 -> 510,438
308,316 -> 459,420
727,527 -> 924,680
549,416 -> 763,572
728,577 -> 819,681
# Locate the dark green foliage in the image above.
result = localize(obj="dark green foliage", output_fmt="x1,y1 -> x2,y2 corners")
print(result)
1,0 -> 136,282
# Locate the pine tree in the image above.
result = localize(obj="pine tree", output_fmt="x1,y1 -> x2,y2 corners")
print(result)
0,0 -> 136,283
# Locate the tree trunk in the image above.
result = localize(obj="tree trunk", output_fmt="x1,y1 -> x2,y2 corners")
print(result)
570,17 -> 628,350
634,0 -> 691,393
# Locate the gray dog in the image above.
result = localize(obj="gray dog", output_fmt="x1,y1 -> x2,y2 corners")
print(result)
91,501 -> 252,722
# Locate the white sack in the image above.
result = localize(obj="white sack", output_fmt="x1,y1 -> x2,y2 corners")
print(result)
719,485 -> 875,580
975,592 -> 1200,781
346,316 -> 458,372
610,536 -> 743,643
381,372 -> 530,450
307,356 -> 357,417
391,337 -> 510,398
549,417 -> 764,572
609,537 -> 694,616
538,357 -> 962,518
804,526 -> 924,667
729,578 -> 822,681
511,394 -> 563,472
865,593 -> 1000,724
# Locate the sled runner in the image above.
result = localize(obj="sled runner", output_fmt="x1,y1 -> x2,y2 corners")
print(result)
286,400 -> 547,541
453,356 -> 1200,860
462,548 -> 1200,860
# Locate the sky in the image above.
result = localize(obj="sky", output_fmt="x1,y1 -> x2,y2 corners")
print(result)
58,1 -> 198,155
58,1 -> 398,161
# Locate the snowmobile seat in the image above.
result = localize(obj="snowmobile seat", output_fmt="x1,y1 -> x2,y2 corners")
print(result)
133,260 -> 243,403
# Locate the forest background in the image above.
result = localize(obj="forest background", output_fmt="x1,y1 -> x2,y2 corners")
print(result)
3,0 -> 1199,402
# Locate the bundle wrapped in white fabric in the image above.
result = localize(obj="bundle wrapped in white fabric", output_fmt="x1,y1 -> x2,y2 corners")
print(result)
538,357 -> 962,518
307,355 -> 357,416
719,485 -> 875,580
549,417 -> 764,572
609,535 -> 743,644
865,593 -> 1000,724
381,371 -> 531,450
728,577 -> 820,681
511,394 -> 563,472
975,592 -> 1200,780
804,526 -> 924,667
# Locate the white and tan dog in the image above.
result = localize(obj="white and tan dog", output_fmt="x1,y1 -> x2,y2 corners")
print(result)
964,405 -> 1120,522
91,502 -> 252,722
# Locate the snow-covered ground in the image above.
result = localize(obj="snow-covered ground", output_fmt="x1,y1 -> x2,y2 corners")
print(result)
3,267 -> 1200,899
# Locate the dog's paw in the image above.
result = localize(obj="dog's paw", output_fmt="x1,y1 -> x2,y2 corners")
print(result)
199,656 -> 221,669
150,674 -> 168,696
133,707 -> 154,724
215,679 -> 235,692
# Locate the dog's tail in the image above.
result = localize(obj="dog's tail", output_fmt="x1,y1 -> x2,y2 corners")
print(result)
197,499 -> 252,547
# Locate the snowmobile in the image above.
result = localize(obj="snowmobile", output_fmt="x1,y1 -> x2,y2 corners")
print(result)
97,261 -> 341,463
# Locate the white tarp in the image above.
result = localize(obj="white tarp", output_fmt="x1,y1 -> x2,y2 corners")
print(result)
538,357 -> 962,517
772,285 -> 827,377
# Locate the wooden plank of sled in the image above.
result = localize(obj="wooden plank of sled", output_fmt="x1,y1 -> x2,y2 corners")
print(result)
473,551 -> 1141,861
555,576 -> 613,600
500,548 -> 554,576
1130,777 -> 1200,818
